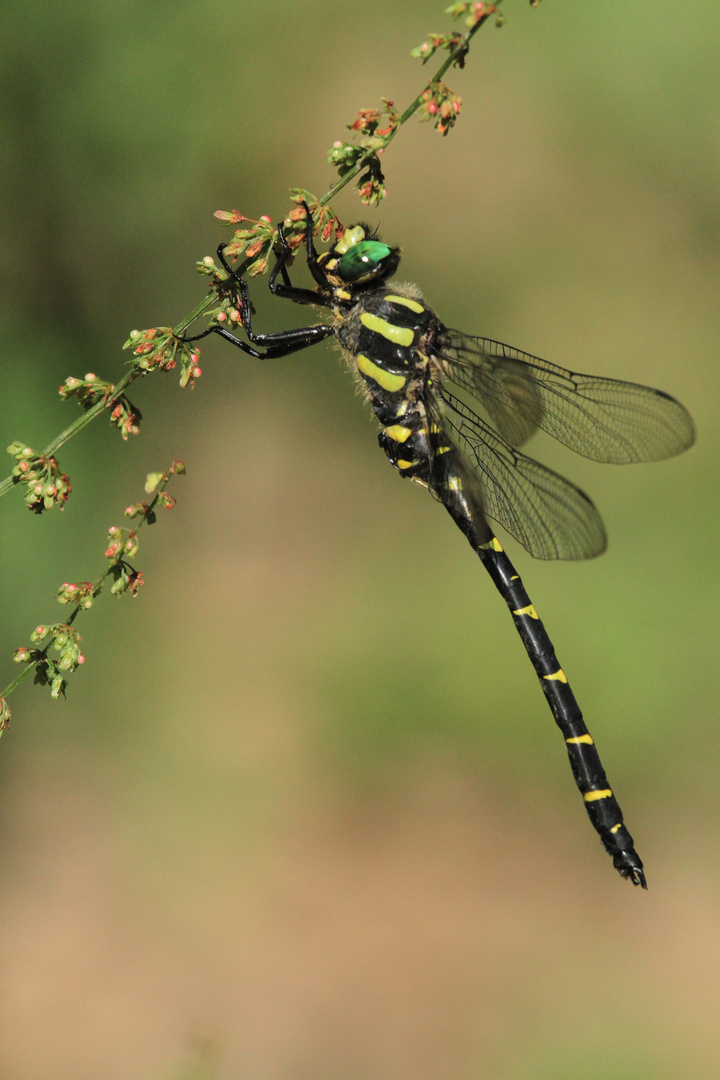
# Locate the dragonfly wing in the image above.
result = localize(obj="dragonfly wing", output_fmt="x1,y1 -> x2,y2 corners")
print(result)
439,331 -> 696,463
437,388 -> 608,560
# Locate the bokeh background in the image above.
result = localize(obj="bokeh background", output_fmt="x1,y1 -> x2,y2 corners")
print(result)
1,2 -> 718,1078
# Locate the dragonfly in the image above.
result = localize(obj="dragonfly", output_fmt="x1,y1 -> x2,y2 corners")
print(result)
182,202 -> 695,887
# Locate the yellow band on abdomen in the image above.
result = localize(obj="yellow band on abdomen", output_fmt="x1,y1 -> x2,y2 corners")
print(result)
584,789 -> 612,802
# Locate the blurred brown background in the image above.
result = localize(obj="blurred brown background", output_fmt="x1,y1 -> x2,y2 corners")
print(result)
1,2 -> 718,1078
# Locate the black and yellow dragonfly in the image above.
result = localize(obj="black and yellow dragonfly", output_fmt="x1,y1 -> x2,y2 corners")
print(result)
184,203 -> 695,887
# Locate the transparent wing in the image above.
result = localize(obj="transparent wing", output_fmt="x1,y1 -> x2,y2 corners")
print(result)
435,388 -> 608,560
439,332 -> 696,462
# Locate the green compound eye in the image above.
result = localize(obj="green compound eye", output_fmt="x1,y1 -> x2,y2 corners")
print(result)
336,240 -> 393,283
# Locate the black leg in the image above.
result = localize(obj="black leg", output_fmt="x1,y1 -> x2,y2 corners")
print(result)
297,200 -> 333,291
181,322 -> 334,360
179,201 -> 337,358
265,214 -> 319,304
223,276 -> 331,351
269,201 -> 333,300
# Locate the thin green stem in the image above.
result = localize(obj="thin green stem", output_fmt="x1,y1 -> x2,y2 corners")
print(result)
0,368 -> 144,502
43,370 -> 141,458
318,8 -> 497,208
0,294 -> 216,505
0,467 -> 177,701
172,293 -> 217,337
0,664 -> 35,699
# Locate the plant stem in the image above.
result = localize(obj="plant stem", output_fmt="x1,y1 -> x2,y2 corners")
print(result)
0,665 -> 35,699
318,8 -> 497,207
0,368 -> 144,502
0,468 -> 177,702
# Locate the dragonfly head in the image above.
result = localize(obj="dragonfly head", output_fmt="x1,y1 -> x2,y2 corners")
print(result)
321,224 -> 400,287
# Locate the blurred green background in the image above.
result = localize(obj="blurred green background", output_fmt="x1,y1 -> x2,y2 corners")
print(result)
1,2 -> 718,1078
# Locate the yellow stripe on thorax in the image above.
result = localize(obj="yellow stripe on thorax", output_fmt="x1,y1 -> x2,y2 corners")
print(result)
360,312 -> 414,347
357,354 -> 407,393
385,295 -> 425,314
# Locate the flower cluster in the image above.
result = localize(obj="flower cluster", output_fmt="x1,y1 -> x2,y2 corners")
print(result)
444,2 -> 500,28
418,82 -> 463,135
413,5 -> 504,72
124,328 -> 202,390
210,210 -> 275,278
14,624 -> 85,698
59,373 -> 142,440
347,101 -> 400,140
328,142 -> 387,206
7,442 -> 71,513
105,525 -> 139,561
279,194 -> 343,253
55,581 -> 95,609
328,100 -> 398,206
103,525 -> 143,596
186,265 -> 246,336
410,32 -> 464,65
109,565 -> 144,597
4,461 -> 184,711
